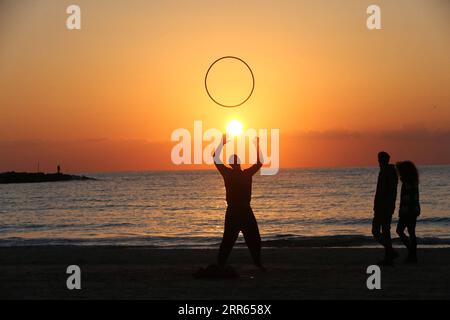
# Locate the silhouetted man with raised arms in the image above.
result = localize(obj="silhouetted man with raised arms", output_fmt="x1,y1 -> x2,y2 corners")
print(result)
213,134 -> 264,270
373,151 -> 399,265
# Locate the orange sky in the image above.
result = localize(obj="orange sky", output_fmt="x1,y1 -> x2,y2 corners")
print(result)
0,0 -> 449,172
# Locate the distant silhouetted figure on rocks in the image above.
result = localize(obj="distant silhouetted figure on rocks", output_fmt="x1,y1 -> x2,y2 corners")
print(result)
396,161 -> 421,264
213,134 -> 264,271
372,151 -> 399,265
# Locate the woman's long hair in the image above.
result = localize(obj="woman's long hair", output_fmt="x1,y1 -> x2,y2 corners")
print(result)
396,161 -> 419,184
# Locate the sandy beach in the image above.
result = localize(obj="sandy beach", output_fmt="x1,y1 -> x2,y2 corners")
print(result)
1,246 -> 449,300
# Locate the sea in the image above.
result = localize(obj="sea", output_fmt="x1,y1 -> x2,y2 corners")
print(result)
1,166 -> 449,247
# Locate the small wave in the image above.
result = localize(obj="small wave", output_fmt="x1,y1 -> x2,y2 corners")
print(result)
1,234 -> 450,248
419,217 -> 450,224
0,234 -> 222,247
260,235 -> 450,247
302,216 -> 450,226
0,222 -> 135,232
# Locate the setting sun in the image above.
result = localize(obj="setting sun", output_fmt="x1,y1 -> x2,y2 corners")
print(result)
226,120 -> 243,136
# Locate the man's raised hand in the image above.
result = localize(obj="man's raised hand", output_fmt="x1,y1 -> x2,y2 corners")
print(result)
222,133 -> 230,145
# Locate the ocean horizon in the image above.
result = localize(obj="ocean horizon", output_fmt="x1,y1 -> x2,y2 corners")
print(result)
1,165 -> 449,248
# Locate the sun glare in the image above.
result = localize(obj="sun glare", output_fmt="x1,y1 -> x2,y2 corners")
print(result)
226,120 -> 243,136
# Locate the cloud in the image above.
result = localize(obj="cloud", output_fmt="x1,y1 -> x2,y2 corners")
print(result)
297,130 -> 362,140
374,128 -> 450,142
1,127 -> 449,172
292,127 -> 450,143
282,127 -> 450,167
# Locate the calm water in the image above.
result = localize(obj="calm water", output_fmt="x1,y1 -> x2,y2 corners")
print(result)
1,166 -> 449,247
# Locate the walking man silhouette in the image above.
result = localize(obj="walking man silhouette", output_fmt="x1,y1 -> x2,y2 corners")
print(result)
372,151 -> 399,265
213,134 -> 265,270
